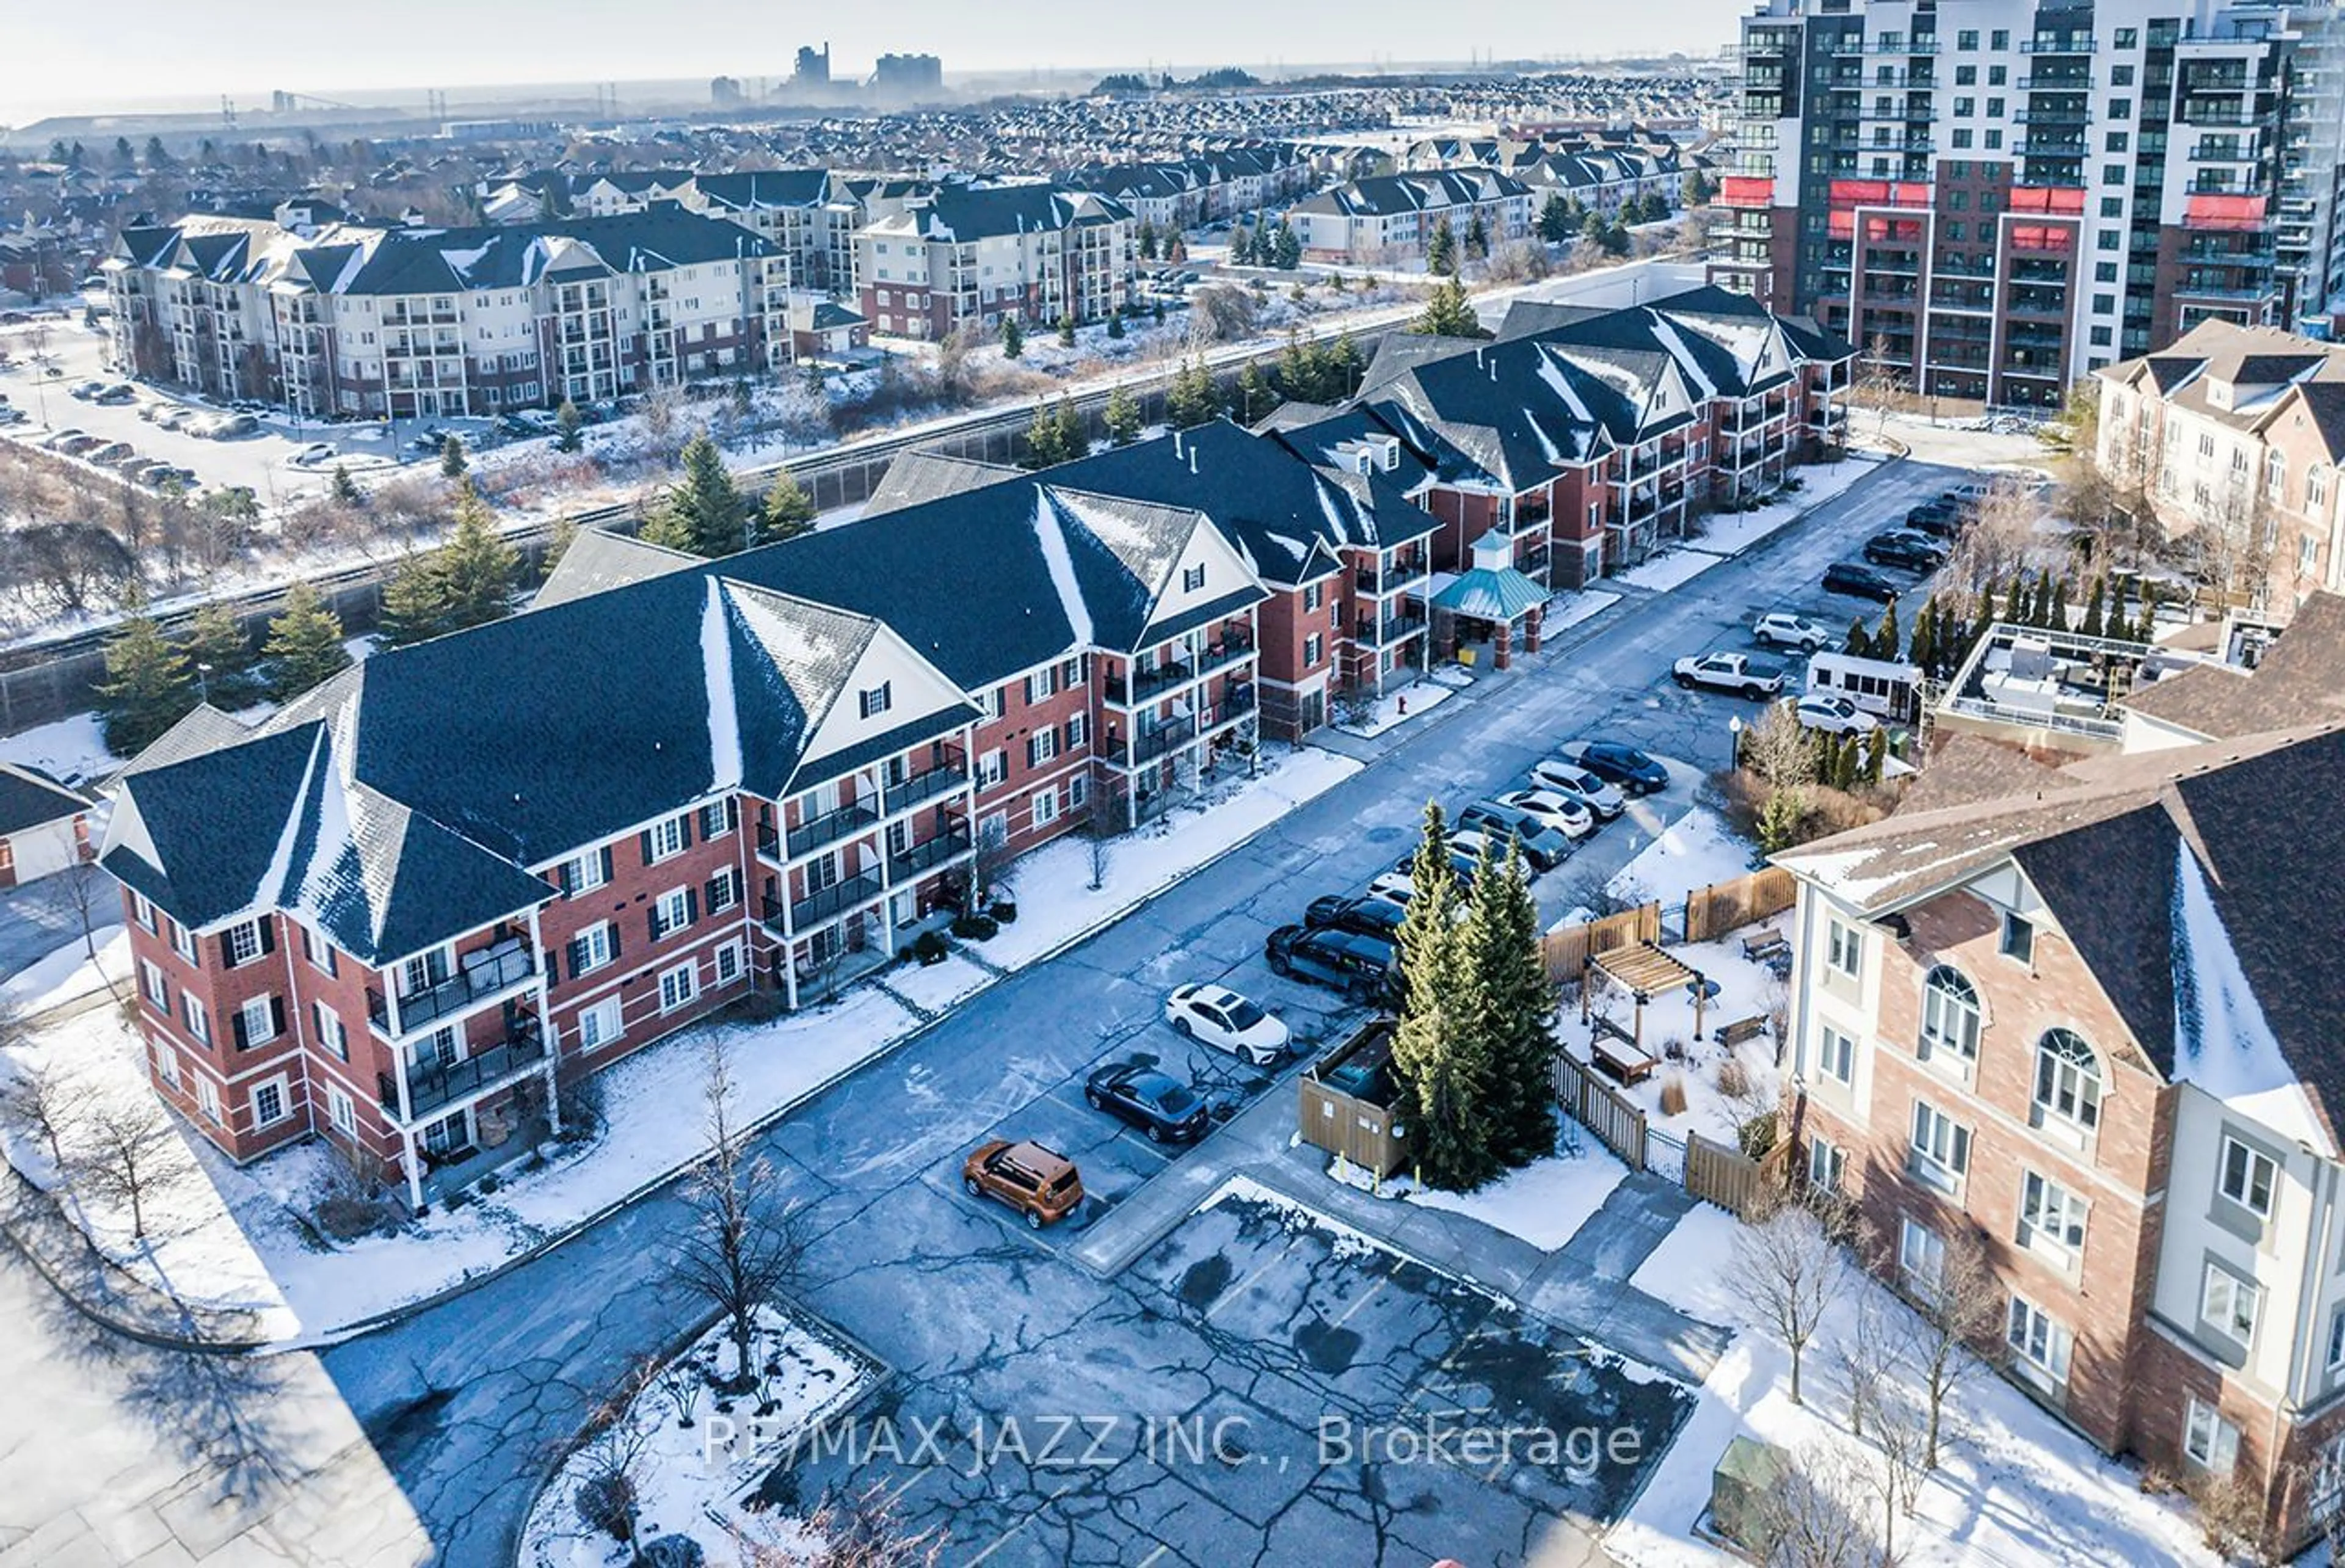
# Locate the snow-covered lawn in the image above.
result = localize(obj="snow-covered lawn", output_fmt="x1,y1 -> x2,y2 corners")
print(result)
1,927 -> 128,1012
1605,807 -> 1761,904
1616,547 -> 1724,593
519,1303 -> 879,1568
1333,677 -> 1455,738
0,1008 -> 296,1335
1687,456 -> 1880,557
881,949 -> 992,1014
1607,1205 -> 2214,1568
1543,588 -> 1621,638
0,710 -> 115,787
202,986 -> 922,1335
1403,1136 -> 1629,1250
970,745 -> 1362,968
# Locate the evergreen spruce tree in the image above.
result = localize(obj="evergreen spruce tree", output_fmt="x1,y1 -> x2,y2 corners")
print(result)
1166,357 -> 1221,429
1387,802 -> 1500,1192
183,600 -> 256,708
1103,384 -> 1142,446
1580,208 -> 1610,249
1056,312 -> 1077,348
1460,844 -> 1556,1167
2080,575 -> 2106,639
329,463 -> 363,507
1106,310 -> 1125,341
1230,223 -> 1256,266
1000,315 -> 1024,360
1863,730 -> 1887,785
1831,734 -> 1860,791
1536,192 -> 1572,244
1426,216 -> 1458,277
377,550 -> 454,647
1055,398 -> 1089,462
663,433 -> 747,557
261,582 -> 352,702
1908,595 -> 1938,677
543,517 -> 579,574
1409,276 -> 1485,339
438,433 -> 467,479
2136,581 -> 2161,640
759,472 -> 817,543
1021,401 -> 1066,470
95,594 -> 196,757
438,484 -> 520,632
1875,599 -> 1900,662
1151,299 -> 1166,325
554,396 -> 584,452
1328,334 -> 1364,397
2031,569 -> 2057,630
1235,363 -> 1273,423
1844,617 -> 1873,659
1464,211 -> 1489,260
1272,222 -> 1302,270
2001,573 -> 2027,624
1137,219 -> 1158,260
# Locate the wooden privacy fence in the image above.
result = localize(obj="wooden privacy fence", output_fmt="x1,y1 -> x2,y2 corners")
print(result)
1540,902 -> 1661,983
1682,866 -> 1798,946
1552,1053 -> 1650,1173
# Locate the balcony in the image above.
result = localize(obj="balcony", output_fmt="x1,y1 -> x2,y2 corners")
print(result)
1355,559 -> 1428,595
379,1020 -> 547,1122
764,871 -> 887,934
1359,607 -> 1429,647
1105,635 -> 1255,704
368,943 -> 537,1036
2021,36 -> 2096,54
781,800 -> 883,860
1204,686 -> 1258,730
890,830 -> 974,881
885,762 -> 970,815
1124,716 -> 1199,766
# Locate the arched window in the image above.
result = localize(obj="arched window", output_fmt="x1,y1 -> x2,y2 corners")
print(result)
2034,1028 -> 2103,1130
2267,450 -> 2288,501
1919,966 -> 1981,1062
2311,465 -> 2332,514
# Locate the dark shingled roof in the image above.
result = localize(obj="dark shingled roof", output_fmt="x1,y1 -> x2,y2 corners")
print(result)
0,763 -> 89,837
2121,590 -> 2345,739
532,526 -> 699,610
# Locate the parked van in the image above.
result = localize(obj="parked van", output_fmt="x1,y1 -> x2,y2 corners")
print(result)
1805,650 -> 1924,722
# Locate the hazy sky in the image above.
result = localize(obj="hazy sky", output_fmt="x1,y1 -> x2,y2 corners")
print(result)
4,0 -> 1745,124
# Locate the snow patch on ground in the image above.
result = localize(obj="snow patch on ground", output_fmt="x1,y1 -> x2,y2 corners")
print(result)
1687,457 -> 1879,557
1543,588 -> 1621,637
1605,807 -> 1759,902
518,1303 -> 878,1568
1,927 -> 128,1012
1607,1205 -> 2215,1568
1616,546 -> 1725,593
1333,678 -> 1454,738
882,950 -> 993,1014
972,746 -> 1362,969
0,710 -> 115,788
1402,1138 -> 1629,1250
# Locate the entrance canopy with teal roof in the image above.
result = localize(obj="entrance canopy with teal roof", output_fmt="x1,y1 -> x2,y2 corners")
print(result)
1430,562 -> 1546,623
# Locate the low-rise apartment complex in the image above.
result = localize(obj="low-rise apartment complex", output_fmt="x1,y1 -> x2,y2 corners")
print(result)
102,208 -> 792,418
2095,319 -> 2345,614
1289,169 -> 1534,267
1778,593 -> 2345,1550
854,184 -> 1136,339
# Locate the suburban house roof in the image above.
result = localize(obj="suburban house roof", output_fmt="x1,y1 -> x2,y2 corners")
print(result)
2098,319 -> 2345,434
0,763 -> 89,837
1778,724 -> 2345,1148
2120,590 -> 2345,741
1290,168 -> 1530,220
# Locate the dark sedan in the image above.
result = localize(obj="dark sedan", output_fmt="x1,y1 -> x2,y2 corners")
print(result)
1565,739 -> 1669,796
1306,894 -> 1408,943
1084,1064 -> 1210,1144
1863,531 -> 1947,573
1823,561 -> 1901,602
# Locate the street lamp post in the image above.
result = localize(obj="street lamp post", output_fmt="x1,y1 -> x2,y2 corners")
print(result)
1728,713 -> 1744,771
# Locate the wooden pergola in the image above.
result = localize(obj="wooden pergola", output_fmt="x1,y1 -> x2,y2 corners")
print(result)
1581,940 -> 1711,1050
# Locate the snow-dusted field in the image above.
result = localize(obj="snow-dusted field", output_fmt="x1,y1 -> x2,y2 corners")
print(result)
1605,806 -> 1762,904
1333,677 -> 1454,738
0,927 -> 128,1012
1402,1137 -> 1631,1250
518,1303 -> 878,1568
1607,1205 -> 2215,1568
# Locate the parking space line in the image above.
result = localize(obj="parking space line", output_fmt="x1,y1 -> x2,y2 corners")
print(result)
1328,1258 -> 1403,1329
961,1479 -> 1084,1567
1202,1235 -> 1303,1324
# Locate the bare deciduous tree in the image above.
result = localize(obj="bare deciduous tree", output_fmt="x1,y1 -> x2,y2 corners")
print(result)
671,1033 -> 804,1393
72,1088 -> 186,1242
738,1483 -> 944,1568
41,863 -> 126,1006
967,815 -> 1017,912
1943,476 -> 2046,603
1083,808 -> 1114,893
1895,1224 -> 2004,1468
1758,1444 -> 1880,1568
1740,699 -> 1816,791
1861,1376 -> 1932,1559
1731,1189 -> 1854,1405
569,1365 -> 657,1545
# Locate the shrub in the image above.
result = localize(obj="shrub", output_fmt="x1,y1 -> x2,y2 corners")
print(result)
950,913 -> 999,941
1717,1056 -> 1753,1100
989,899 -> 1019,924
575,1472 -> 636,1542
478,1173 -> 500,1196
637,1536 -> 705,1568
313,1194 -> 398,1241
1739,1108 -> 1779,1160
912,930 -> 950,966
1659,1072 -> 1690,1117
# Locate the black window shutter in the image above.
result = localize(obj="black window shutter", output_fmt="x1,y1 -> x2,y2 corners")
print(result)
678,812 -> 694,848
257,920 -> 276,956
269,996 -> 286,1037
704,876 -> 721,912
648,910 -> 662,945
608,923 -> 622,960
231,1009 -> 250,1050
686,888 -> 700,924
725,797 -> 739,829
639,829 -> 654,863
324,946 -> 338,978
556,861 -> 573,898
217,935 -> 235,970
550,946 -> 567,983
599,846 -> 614,882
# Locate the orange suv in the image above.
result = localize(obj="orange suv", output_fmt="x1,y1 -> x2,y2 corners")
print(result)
962,1139 -> 1085,1229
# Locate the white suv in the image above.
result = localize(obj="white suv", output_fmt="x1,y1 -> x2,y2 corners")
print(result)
1753,612 -> 1832,652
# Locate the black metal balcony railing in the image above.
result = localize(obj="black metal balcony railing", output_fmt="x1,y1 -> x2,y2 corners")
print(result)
786,800 -> 882,860
1105,635 -> 1255,704
1205,686 -> 1259,728
368,944 -> 536,1035
378,1020 -> 547,1120
1124,716 -> 1199,766
885,763 -> 970,815
1356,560 -> 1428,595
764,871 -> 887,934
890,830 -> 974,881
1359,608 -> 1429,647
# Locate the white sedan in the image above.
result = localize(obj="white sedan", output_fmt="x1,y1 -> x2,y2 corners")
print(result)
1795,694 -> 1882,736
1527,758 -> 1626,819
1164,984 -> 1291,1065
1497,786 -> 1595,840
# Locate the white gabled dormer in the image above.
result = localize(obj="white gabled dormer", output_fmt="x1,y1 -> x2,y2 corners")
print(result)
794,620 -> 975,779
1144,514 -> 1262,633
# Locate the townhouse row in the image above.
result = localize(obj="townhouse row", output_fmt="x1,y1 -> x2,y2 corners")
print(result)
96,285 -> 1850,1213
1776,593 -> 2345,1550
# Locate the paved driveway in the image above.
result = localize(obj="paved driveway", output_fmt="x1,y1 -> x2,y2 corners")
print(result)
321,454 -> 1966,1565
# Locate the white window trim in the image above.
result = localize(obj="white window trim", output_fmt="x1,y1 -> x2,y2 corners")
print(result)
238,994 -> 278,1048
576,921 -> 617,976
2219,1135 -> 2277,1220
1817,1025 -> 1856,1086
658,960 -> 699,1014
250,1075 -> 291,1129
2201,1260 -> 2262,1346
578,996 -> 622,1051
2184,1397 -> 2240,1475
327,1086 -> 357,1134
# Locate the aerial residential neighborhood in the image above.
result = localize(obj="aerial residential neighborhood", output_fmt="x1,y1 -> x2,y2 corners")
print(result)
1,6 -> 2343,1568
